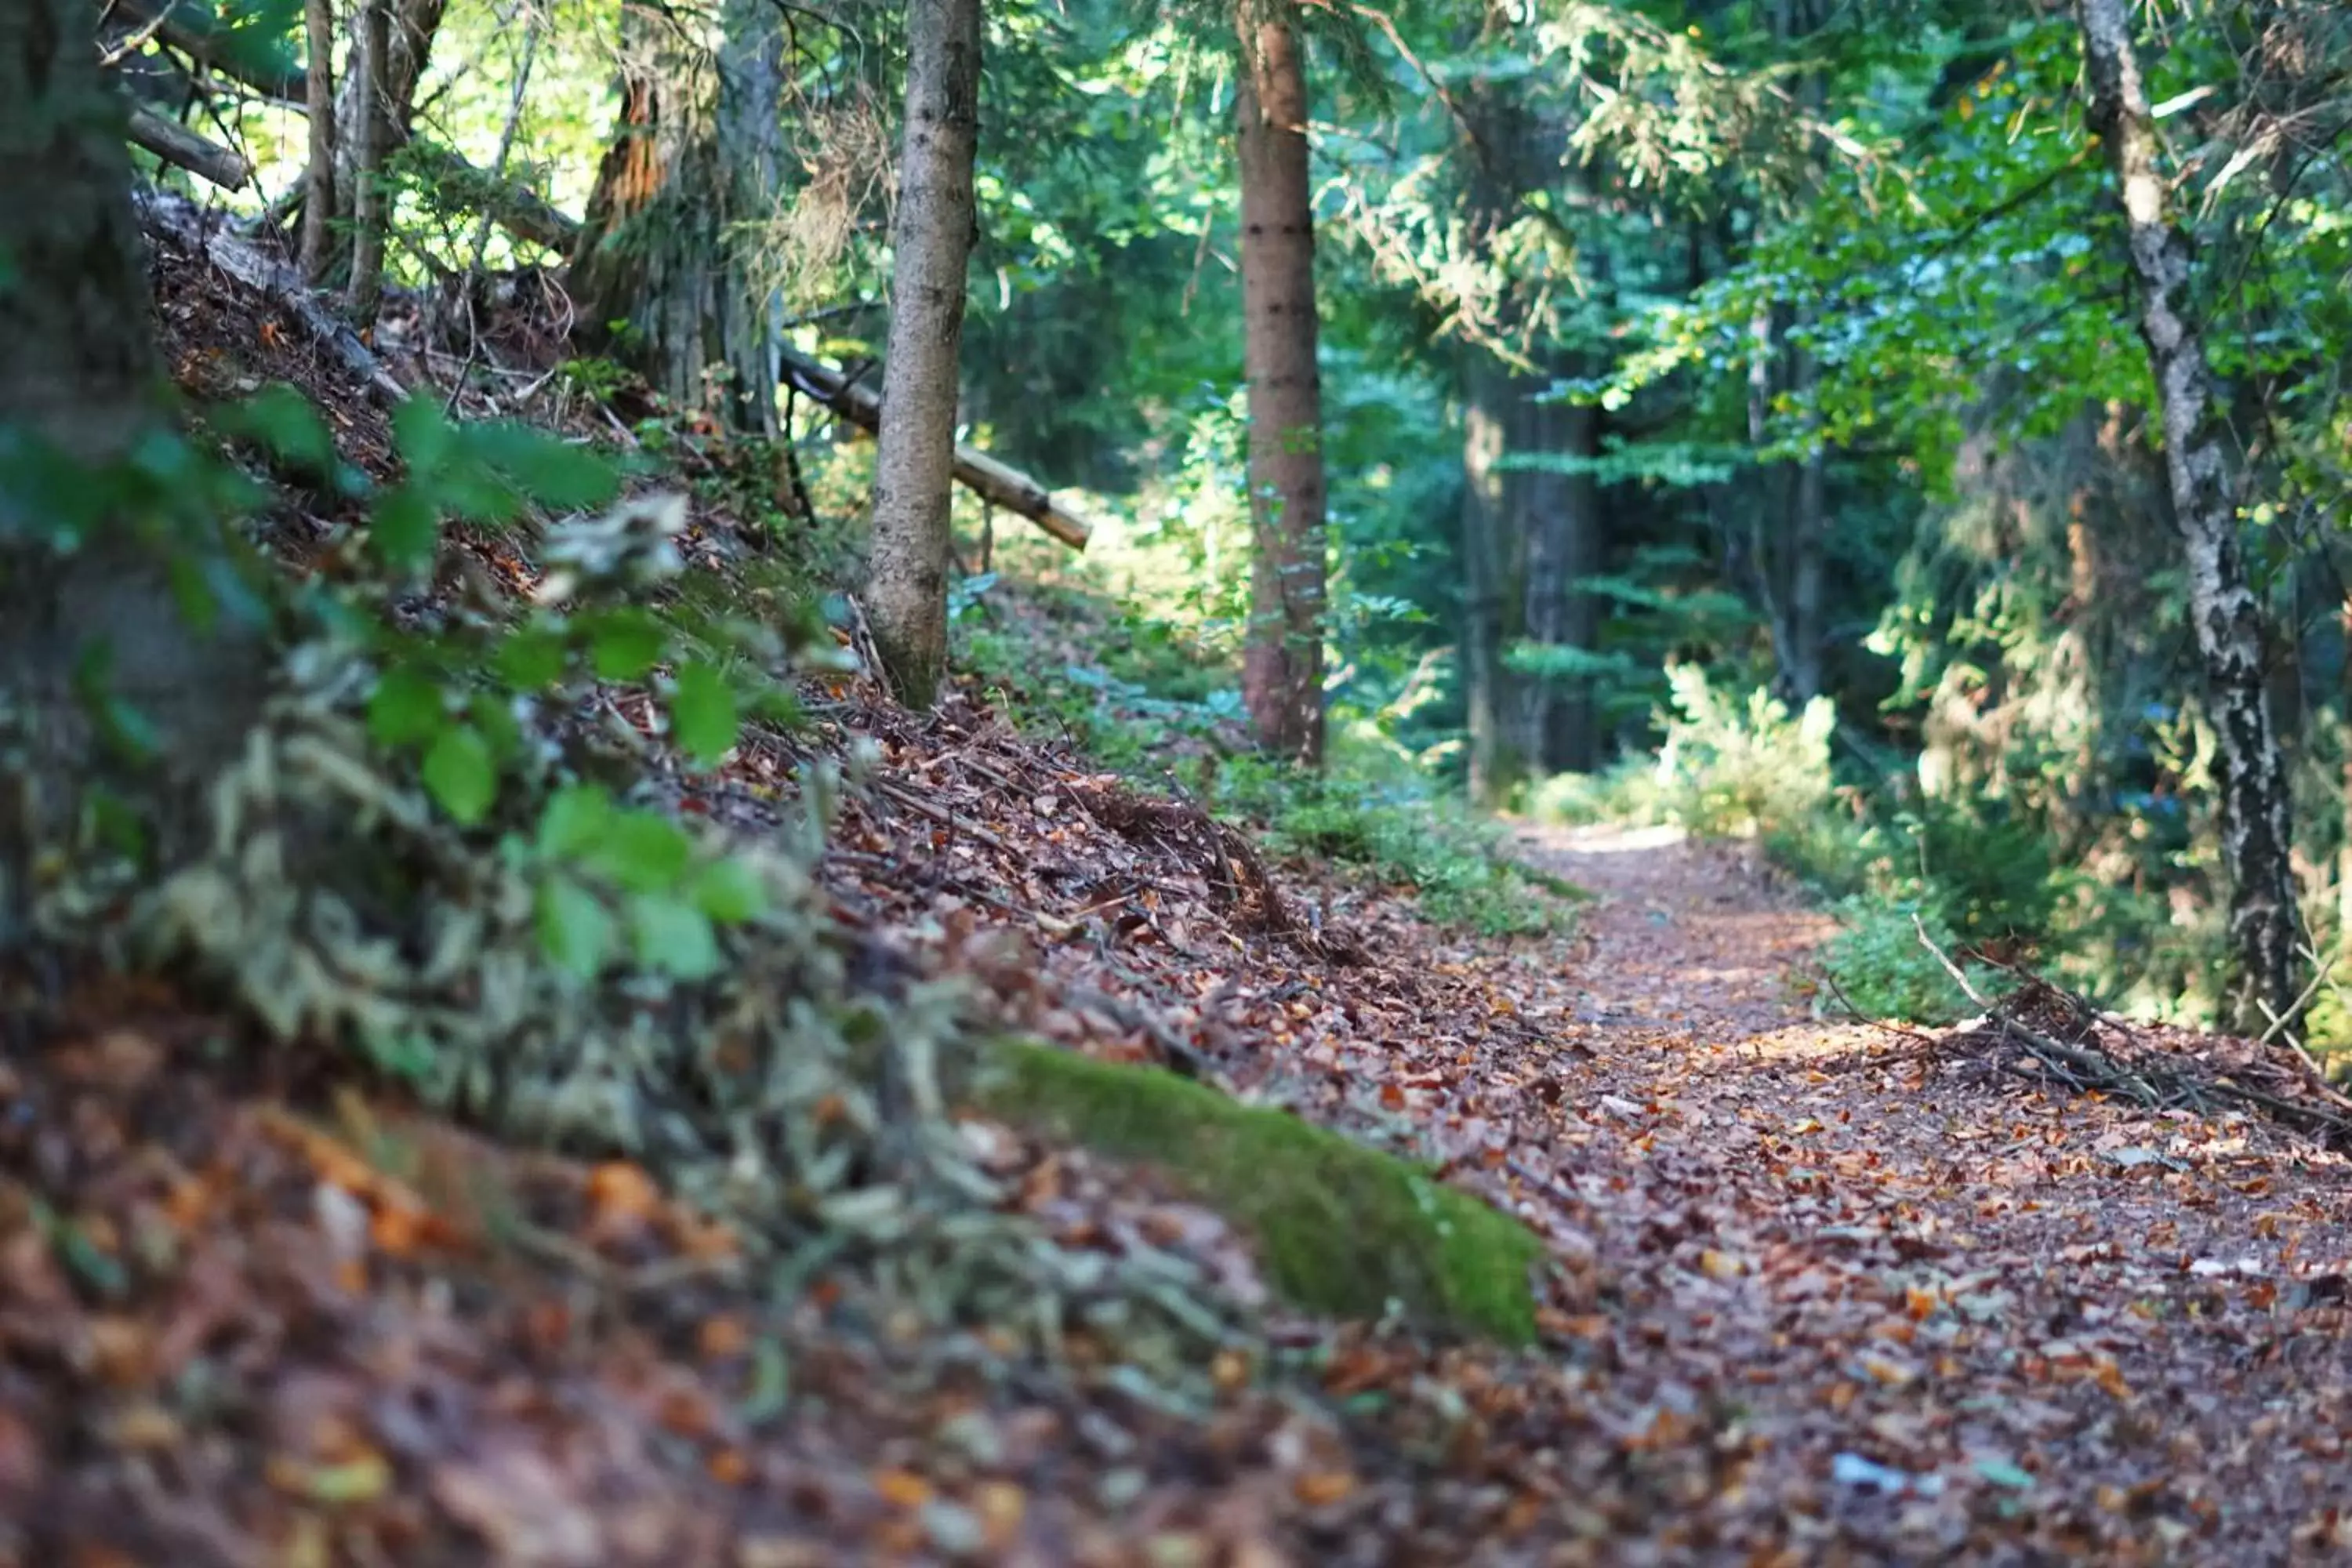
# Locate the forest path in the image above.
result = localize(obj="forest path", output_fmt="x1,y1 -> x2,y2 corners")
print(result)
1488,822 -> 2352,1563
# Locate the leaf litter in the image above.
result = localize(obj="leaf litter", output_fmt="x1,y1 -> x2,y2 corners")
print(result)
8,219 -> 2352,1566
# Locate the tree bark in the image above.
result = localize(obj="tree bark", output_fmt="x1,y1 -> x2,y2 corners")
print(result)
1517,369 -> 1601,774
569,0 -> 785,433
2078,0 -> 2301,1030
345,0 -> 390,321
1785,337 -> 1828,702
864,0 -> 982,708
0,0 -> 268,948
1459,360 -> 1519,805
1234,11 -> 1328,766
301,0 -> 338,280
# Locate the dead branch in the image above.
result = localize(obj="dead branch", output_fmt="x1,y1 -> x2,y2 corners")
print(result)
780,350 -> 1093,551
127,105 -> 251,190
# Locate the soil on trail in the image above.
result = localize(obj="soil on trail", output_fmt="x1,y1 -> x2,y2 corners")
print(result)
1501,822 -> 2352,1565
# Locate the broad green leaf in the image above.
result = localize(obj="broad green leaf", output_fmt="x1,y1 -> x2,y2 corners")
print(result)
420,724 -> 496,826
669,659 -> 738,768
537,784 -> 613,858
493,627 -> 569,690
629,895 -> 721,981
230,383 -> 336,470
369,485 -> 440,572
461,421 -> 621,510
586,608 -> 666,681
688,856 -> 767,924
366,665 -> 446,747
536,877 -> 615,979
391,396 -> 455,474
589,810 -> 692,893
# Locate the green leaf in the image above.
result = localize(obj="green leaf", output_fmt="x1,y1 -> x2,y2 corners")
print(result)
688,856 -> 767,924
669,659 -> 738,768
460,422 -> 621,510
420,724 -> 496,826
369,485 -> 440,572
391,396 -> 455,474
493,627 -> 569,690
586,608 -> 666,681
537,784 -> 613,858
536,877 -> 615,980
229,383 -> 336,470
367,664 -> 446,747
629,895 -> 721,980
589,810 -> 692,893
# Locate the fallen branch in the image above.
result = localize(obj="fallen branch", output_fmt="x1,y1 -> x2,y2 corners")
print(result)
780,350 -> 1092,551
133,187 -> 410,408
128,105 -> 251,190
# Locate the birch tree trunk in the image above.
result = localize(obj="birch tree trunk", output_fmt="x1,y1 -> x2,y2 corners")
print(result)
2078,0 -> 2302,1030
864,0 -> 982,707
1235,10 -> 1327,766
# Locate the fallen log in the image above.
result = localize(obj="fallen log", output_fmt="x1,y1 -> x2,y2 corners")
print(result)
779,350 -> 1091,551
133,187 -> 411,408
128,106 -> 252,191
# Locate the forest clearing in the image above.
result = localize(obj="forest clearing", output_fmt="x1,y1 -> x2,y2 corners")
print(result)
10,0 -> 2352,1563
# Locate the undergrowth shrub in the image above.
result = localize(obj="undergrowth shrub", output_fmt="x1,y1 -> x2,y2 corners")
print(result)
1814,898 -> 2009,1025
1217,758 -> 1574,938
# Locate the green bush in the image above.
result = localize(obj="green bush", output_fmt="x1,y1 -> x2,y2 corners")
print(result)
1816,898 -> 2009,1025
1218,759 -> 1581,938
1653,663 -> 1838,839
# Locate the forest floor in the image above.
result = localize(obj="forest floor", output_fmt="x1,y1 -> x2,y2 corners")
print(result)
8,209 -> 2352,1566
13,811 -> 2352,1566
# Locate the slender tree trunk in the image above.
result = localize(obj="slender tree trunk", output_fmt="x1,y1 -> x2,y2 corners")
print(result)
570,0 -> 785,431
301,0 -> 337,281
1460,362 -> 1519,805
865,0 -> 982,707
1234,11 -> 1327,766
1786,339 -> 1828,702
2078,0 -> 2301,1030
345,0 -> 390,321
0,0 -> 267,946
1518,368 -> 1602,774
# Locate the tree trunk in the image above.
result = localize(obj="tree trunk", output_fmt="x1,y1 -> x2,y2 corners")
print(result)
1234,12 -> 1327,766
1517,368 -> 1602,774
300,0 -> 337,281
569,0 -> 785,433
1785,338 -> 1828,702
318,0 -> 441,288
2078,0 -> 2301,1031
864,0 -> 982,708
1459,360 -> 1519,805
345,0 -> 390,320
0,0 -> 268,947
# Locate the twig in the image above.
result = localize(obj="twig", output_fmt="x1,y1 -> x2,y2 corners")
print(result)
1911,912 -> 1992,1011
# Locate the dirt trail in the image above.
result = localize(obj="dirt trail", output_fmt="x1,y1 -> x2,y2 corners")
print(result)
1497,822 -> 2352,1565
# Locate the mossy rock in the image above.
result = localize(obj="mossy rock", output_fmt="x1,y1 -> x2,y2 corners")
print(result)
979,1040 -> 1543,1345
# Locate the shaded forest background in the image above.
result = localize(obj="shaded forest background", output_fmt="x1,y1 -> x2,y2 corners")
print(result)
82,0 -> 2352,1044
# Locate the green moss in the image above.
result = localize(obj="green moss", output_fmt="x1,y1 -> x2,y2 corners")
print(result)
978,1040 -> 1543,1344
